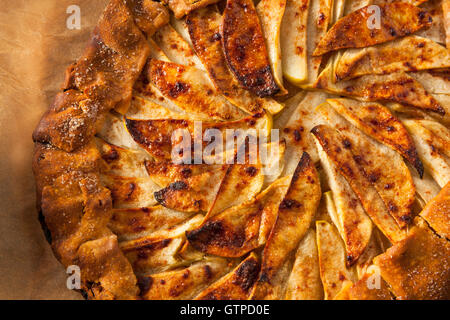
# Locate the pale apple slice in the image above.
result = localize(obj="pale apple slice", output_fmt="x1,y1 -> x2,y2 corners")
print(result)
313,3 -> 432,56
153,24 -> 205,70
409,165 -> 441,205
280,0 -> 310,85
146,59 -> 247,121
97,112 -> 142,150
316,104 -> 416,228
100,174 -> 160,209
127,95 -> 189,120
221,0 -> 280,97
318,136 -> 373,266
195,253 -> 260,300
335,36 -> 450,80
403,119 -> 450,187
139,258 -> 233,300
311,125 -> 406,242
331,0 -> 346,25
415,119 -> 450,158
280,91 -> 329,175
257,0 -> 288,95
304,0 -> 332,86
251,153 -> 321,299
343,0 -> 370,15
284,230 -> 323,300
120,235 -> 185,274
415,0 -> 446,44
95,137 -> 149,178
186,6 -> 284,115
125,112 -> 271,160
316,221 -> 356,300
327,98 -> 424,175
409,70 -> 450,95
147,38 -> 170,61
315,63 -> 445,115
186,177 -> 290,258
109,206 -> 194,241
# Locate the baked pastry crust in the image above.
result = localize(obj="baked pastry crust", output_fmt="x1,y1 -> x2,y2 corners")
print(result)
33,0 -> 450,300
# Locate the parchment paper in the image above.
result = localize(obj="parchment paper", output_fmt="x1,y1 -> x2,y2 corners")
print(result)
0,0 -> 109,299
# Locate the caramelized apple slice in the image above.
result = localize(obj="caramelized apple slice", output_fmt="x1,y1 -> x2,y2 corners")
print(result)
280,0 -> 310,85
335,36 -> 450,80
327,98 -> 424,175
221,0 -> 279,97
315,63 -> 445,115
186,177 -> 290,258
146,59 -> 247,121
313,3 -> 432,56
316,221 -> 356,300
256,0 -> 288,94
319,139 -> 373,266
186,6 -> 284,114
195,253 -> 260,300
415,119 -> 450,158
100,174 -> 160,209
311,125 -> 406,242
403,119 -> 450,187
284,230 -> 323,300
316,104 -> 416,228
139,258 -> 233,300
251,153 -> 321,299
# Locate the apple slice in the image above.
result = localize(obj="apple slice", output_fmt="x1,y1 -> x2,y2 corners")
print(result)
316,221 -> 356,300
109,206 -> 194,241
98,112 -> 142,150
120,235 -> 185,274
279,91 -> 329,175
415,119 -> 450,158
125,112 -> 271,160
313,3 -> 432,56
403,119 -> 450,187
153,24 -> 205,70
195,253 -> 260,300
331,0 -> 346,25
186,6 -> 284,115
409,70 -> 450,95
139,258 -> 233,300
127,95 -> 189,120
419,182 -> 450,239
335,36 -> 450,80
315,63 -> 445,115
284,230 -> 323,300
221,0 -> 279,97
444,0 -> 450,47
311,124 -> 406,242
316,103 -> 416,228
280,0 -> 310,85
147,38 -> 170,61
165,0 -> 222,19
304,0 -> 332,86
146,59 -> 247,121
251,153 -> 321,299
410,165 -> 441,206
327,98 -> 424,175
186,177 -> 290,258
256,0 -> 288,94
415,0 -> 446,44
319,138 -> 373,266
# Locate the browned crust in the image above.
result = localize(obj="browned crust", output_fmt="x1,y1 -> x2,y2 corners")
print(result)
221,0 -> 279,97
32,0 -> 169,300
420,182 -> 450,239
313,2 -> 432,56
374,219 -> 450,300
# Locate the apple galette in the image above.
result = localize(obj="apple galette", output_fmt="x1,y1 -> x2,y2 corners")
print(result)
33,0 -> 450,300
